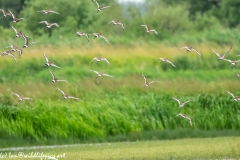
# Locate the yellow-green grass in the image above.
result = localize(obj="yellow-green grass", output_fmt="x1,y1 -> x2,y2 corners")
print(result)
2,137 -> 240,160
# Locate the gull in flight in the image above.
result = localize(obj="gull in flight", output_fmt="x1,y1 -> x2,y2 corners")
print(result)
226,91 -> 240,102
210,47 -> 232,60
39,21 -> 59,28
173,98 -> 192,108
140,25 -> 158,35
175,113 -> 192,127
8,10 -> 24,23
12,91 -> 32,102
1,50 -> 17,61
90,70 -> 115,79
6,45 -> 22,58
223,59 -> 240,66
36,9 -> 60,14
180,46 -> 201,57
0,9 -> 11,17
42,52 -> 61,68
92,33 -> 109,43
89,57 -> 110,65
108,20 -> 125,30
57,88 -> 79,100
93,0 -> 111,12
142,73 -> 159,87
75,32 -> 90,42
48,69 -> 67,83
156,58 -> 176,68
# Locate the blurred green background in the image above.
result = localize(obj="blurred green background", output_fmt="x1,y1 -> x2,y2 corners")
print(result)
0,0 -> 240,147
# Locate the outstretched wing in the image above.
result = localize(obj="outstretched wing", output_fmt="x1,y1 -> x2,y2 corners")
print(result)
50,10 -> 60,14
182,100 -> 192,105
22,34 -> 29,45
100,35 -> 109,43
102,73 -> 114,78
149,29 -> 158,35
226,91 -> 235,98
148,81 -> 159,85
223,59 -> 232,63
89,57 -> 97,64
8,53 -> 17,61
180,46 -> 189,50
22,97 -> 32,100
8,10 -> 16,19
140,25 -> 149,31
68,96 -> 79,100
51,63 -> 61,69
57,88 -> 65,96
141,73 -> 147,84
94,0 -> 100,7
12,91 -> 20,98
192,48 -> 201,56
90,70 -> 99,75
48,69 -> 56,79
102,6 -> 111,9
42,52 -> 49,62
222,47 -> 232,57
166,60 -> 176,67
101,58 -> 110,65
210,49 -> 220,58
10,25 -> 18,34
173,98 -> 181,105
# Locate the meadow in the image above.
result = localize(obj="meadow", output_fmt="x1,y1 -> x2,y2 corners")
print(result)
1,137 -> 240,160
0,43 -> 240,147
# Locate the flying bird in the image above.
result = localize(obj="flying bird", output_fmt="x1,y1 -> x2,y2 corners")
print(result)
175,113 -> 192,127
226,91 -> 240,102
180,46 -> 201,57
142,73 -> 159,87
39,21 -> 59,28
108,20 -> 125,30
42,52 -> 61,68
0,9 -> 11,17
22,33 -> 36,48
12,91 -> 32,102
90,70 -> 115,79
93,0 -> 111,12
173,98 -> 192,108
6,45 -> 22,58
48,69 -> 67,83
8,10 -> 24,23
36,9 -> 60,14
156,58 -> 176,68
75,32 -> 90,42
57,88 -> 79,100
10,25 -> 23,38
89,57 -> 110,65
92,33 -> 109,43
140,25 -> 158,35
210,47 -> 232,60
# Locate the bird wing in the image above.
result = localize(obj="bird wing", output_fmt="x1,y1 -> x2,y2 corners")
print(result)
102,6 -> 111,9
101,58 -> 110,65
180,46 -> 189,50
57,88 -> 65,95
50,10 -> 60,14
148,81 -> 159,85
48,69 -> 56,79
102,73 -> 114,78
140,25 -> 148,30
57,79 -> 68,82
235,73 -> 240,77
10,25 -> 18,34
173,98 -> 181,105
8,53 -> 17,61
222,47 -> 232,57
22,97 -> 32,100
192,48 -> 201,56
90,70 -> 99,75
175,113 -> 182,117
42,52 -> 49,62
94,0 -> 100,7
51,63 -> 61,69
8,10 -> 16,19
52,23 -> 59,27
89,58 -> 97,64
100,35 -> 109,43
210,49 -> 221,58
150,30 -> 158,35
142,73 -> 147,84
226,91 -> 235,98
108,20 -> 115,24
119,23 -> 125,30
12,91 -> 20,98
223,59 -> 232,63
84,34 -> 90,42
68,96 -> 79,100
16,48 -> 22,58
22,34 -> 29,45
166,60 -> 176,67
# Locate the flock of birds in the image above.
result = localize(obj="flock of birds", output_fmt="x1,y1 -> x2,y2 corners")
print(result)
0,0 -> 239,127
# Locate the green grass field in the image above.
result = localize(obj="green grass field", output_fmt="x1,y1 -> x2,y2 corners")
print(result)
1,137 -> 240,160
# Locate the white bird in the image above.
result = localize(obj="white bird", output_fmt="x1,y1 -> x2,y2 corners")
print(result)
48,69 -> 67,83
89,57 -> 110,65
92,33 -> 109,43
175,113 -> 192,127
8,10 -> 24,23
108,20 -> 125,30
210,47 -> 232,60
10,25 -> 23,38
39,21 -> 59,28
142,73 -> 159,87
12,91 -> 32,102
6,45 -> 22,58
223,59 -> 240,66
1,50 -> 17,61
0,9 -> 11,17
93,0 -> 111,12
173,98 -> 192,108
180,46 -> 201,57
226,91 -> 240,102
156,58 -> 176,68
75,32 -> 90,42
57,88 -> 79,100
90,70 -> 115,78
140,25 -> 158,35
22,33 -> 36,48
42,52 -> 61,68
36,9 -> 60,14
